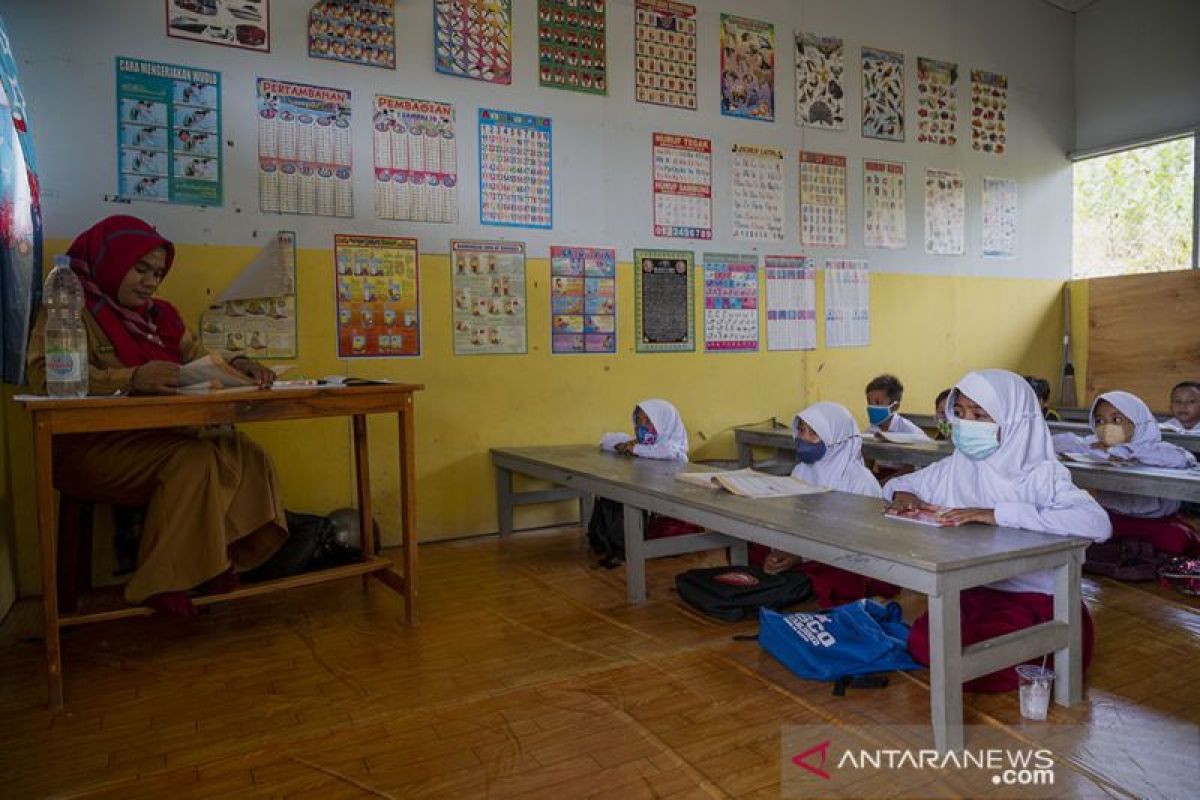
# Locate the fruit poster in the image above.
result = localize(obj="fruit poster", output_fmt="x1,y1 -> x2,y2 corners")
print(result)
634,0 -> 696,110
652,133 -> 712,239
916,57 -> 957,146
731,144 -> 784,242
478,109 -> 552,229
764,256 -> 816,352
971,69 -> 1008,154
550,246 -> 616,354
634,249 -> 694,352
372,95 -> 457,223
720,14 -> 774,122
863,159 -> 906,249
861,46 -> 904,141
703,253 -> 759,352
451,240 -> 527,355
799,151 -> 847,247
795,32 -> 844,130
538,0 -> 606,94
925,168 -> 965,256
308,1 -> 395,69
434,0 -> 512,85
334,234 -> 420,358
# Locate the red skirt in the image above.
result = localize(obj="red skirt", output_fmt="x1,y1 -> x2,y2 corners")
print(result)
748,543 -> 901,609
1108,512 -> 1199,556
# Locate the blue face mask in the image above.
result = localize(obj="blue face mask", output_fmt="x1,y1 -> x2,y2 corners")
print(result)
635,425 -> 657,445
866,404 -> 895,427
794,440 -> 827,464
952,419 -> 1001,460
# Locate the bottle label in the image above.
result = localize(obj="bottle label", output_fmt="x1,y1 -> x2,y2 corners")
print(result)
46,349 -> 81,382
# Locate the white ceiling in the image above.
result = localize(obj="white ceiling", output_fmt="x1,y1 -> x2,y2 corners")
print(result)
1042,0 -> 1100,12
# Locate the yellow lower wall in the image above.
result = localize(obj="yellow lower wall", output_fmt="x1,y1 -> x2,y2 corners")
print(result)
5,241 -> 1067,594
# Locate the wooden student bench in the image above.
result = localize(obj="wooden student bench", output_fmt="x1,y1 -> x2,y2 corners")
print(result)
17,383 -> 422,709
490,445 -> 1091,753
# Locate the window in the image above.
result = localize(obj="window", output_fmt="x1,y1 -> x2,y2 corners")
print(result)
1072,135 -> 1196,278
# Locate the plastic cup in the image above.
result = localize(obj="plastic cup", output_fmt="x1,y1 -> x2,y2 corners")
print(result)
1016,664 -> 1055,720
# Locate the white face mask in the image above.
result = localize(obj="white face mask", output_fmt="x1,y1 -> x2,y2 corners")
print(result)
952,419 -> 1001,460
1096,423 -> 1128,447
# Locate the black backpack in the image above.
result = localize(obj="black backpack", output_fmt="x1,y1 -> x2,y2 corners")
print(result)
587,498 -> 626,568
676,566 -> 813,622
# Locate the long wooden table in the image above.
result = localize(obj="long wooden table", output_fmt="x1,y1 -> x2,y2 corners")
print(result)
905,412 -> 1200,454
17,384 -> 422,708
491,445 -> 1089,752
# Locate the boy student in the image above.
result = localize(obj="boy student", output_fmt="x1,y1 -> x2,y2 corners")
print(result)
1163,381 -> 1200,433
933,388 -> 952,440
1024,376 -> 1060,421
865,374 -> 930,438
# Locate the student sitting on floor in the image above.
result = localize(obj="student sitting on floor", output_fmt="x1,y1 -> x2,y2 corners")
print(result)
865,373 -> 930,439
1052,391 -> 1199,556
883,369 -> 1111,692
1162,381 -> 1200,434
600,399 -> 690,461
1024,375 -> 1061,421
933,388 -> 952,440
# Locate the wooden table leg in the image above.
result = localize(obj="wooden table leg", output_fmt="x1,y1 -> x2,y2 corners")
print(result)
352,414 -> 373,596
495,464 -> 513,536
33,418 -> 63,709
928,586 -> 964,752
398,399 -> 417,624
1053,552 -> 1083,705
622,505 -> 647,604
736,441 -> 754,468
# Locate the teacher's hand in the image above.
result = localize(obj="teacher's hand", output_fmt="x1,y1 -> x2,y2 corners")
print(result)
232,357 -> 275,387
131,361 -> 180,395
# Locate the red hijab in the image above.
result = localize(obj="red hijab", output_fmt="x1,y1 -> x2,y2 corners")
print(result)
66,215 -> 186,366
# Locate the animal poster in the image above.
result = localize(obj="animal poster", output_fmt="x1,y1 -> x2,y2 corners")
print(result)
256,78 -> 352,217
334,234 -> 420,358
924,168 -> 965,256
916,57 -> 957,146
799,151 -> 847,247
308,1 -> 395,69
764,256 -> 816,351
451,240 -> 526,355
861,46 -> 904,141
372,95 -> 457,223
794,32 -> 845,130
971,69 -> 1008,154
165,0 -> 269,52
652,133 -> 712,239
863,159 -> 906,249
982,177 -> 1017,258
824,258 -> 870,348
634,0 -> 697,110
538,0 -> 607,94
200,232 -> 296,358
116,57 -> 222,206
478,109 -> 552,229
703,253 -> 759,352
720,14 -> 774,122
434,0 -> 512,85
634,249 -> 694,352
550,245 -> 616,354
731,144 -> 784,242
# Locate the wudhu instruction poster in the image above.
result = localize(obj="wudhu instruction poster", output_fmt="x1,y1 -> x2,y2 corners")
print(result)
703,253 -> 759,352
824,259 -> 870,348
764,255 -> 816,351
116,57 -> 221,205
334,234 -> 420,359
550,246 -> 616,354
372,95 -> 457,223
634,249 -> 694,352
451,240 -> 527,355
200,232 -> 296,358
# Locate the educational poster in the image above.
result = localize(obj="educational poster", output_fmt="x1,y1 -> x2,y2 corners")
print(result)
924,168 -> 965,256
256,78 -> 352,217
731,144 -> 784,242
373,95 -> 457,223
116,57 -> 221,206
200,232 -> 296,358
334,234 -> 420,358
478,109 -> 552,229
451,240 -> 527,355
165,0 -> 269,52
794,32 -> 844,130
434,0 -> 512,85
652,133 -> 712,239
863,159 -> 906,249
764,256 -> 816,352
824,259 -> 870,348
861,46 -> 904,141
538,0 -> 607,94
703,253 -> 759,352
550,245 -> 616,354
634,0 -> 697,110
982,177 -> 1017,258
634,249 -> 694,352
308,1 -> 396,69
916,57 -> 957,146
720,14 -> 774,122
799,151 -> 847,247
971,69 -> 1008,154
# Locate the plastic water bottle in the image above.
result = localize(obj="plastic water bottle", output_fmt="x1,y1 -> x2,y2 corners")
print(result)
43,255 -> 89,397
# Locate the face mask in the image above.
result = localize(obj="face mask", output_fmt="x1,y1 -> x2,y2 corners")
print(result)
635,425 -> 657,445
952,419 -> 1001,460
936,420 -> 953,439
794,440 -> 827,464
866,404 -> 895,427
1096,423 -> 1128,447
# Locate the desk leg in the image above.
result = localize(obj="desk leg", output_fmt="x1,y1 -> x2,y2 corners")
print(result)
928,588 -> 964,752
398,401 -> 418,625
1053,554 -> 1083,705
33,419 -> 63,709
623,505 -> 647,604
352,414 -> 373,564
495,466 -> 513,537
579,493 -> 594,529
728,540 -> 748,567
736,441 -> 753,469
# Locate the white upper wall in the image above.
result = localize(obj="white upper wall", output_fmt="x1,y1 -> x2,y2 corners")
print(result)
4,0 -> 1074,279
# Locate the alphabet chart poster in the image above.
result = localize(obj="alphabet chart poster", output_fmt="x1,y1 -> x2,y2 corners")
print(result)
334,234 -> 420,359
863,159 -> 906,249
538,0 -> 607,95
257,78 -> 352,217
764,255 -> 815,351
861,46 -> 904,141
116,57 -> 221,206
703,253 -> 759,352
653,133 -> 712,239
451,240 -> 527,355
434,0 -> 512,85
916,57 -> 958,146
925,168 -> 965,255
799,151 -> 847,247
634,249 -> 694,352
373,95 -> 457,223
795,32 -> 844,130
824,258 -> 870,348
308,1 -> 395,69
731,144 -> 784,241
720,14 -> 774,122
971,69 -> 1008,154
635,0 -> 697,110
982,177 -> 1017,258
478,109 -> 552,229
550,245 -> 617,354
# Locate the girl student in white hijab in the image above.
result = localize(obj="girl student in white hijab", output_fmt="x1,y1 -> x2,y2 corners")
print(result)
883,369 -> 1112,692
1052,390 -> 1199,556
599,399 -> 690,462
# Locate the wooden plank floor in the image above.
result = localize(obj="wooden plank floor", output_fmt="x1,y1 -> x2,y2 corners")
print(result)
0,527 -> 1197,798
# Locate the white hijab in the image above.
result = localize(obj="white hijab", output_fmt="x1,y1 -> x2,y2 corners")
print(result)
636,399 -> 690,461
791,402 -> 882,498
1089,391 -> 1160,446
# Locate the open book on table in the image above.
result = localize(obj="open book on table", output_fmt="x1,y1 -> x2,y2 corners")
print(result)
875,430 -> 933,444
883,506 -> 955,527
675,468 -> 829,499
177,354 -> 259,393
1060,451 -> 1117,466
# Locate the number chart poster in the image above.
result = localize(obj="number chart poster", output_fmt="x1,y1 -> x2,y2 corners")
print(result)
703,253 -> 759,352
795,32 -> 844,130
861,46 -> 904,141
634,249 -> 694,352
653,133 -> 712,239
334,235 -> 420,359
373,95 -> 457,223
720,14 -> 774,122
764,255 -> 816,352
257,78 -> 352,217
925,168 -> 965,256
451,240 -> 527,355
116,57 -> 221,206
550,246 -> 617,354
635,0 -> 697,110
434,0 -> 512,85
799,151 -> 847,247
982,177 -> 1017,258
824,258 -> 870,348
917,57 -> 957,146
309,0 -> 395,69
971,69 -> 1008,154
538,0 -> 607,95
731,144 -> 784,242
479,109 -> 552,229
863,159 -> 906,249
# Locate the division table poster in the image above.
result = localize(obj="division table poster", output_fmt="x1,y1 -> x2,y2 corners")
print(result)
334,234 -> 420,359
764,255 -> 815,351
451,240 -> 527,355
116,57 -> 222,206
479,109 -> 552,229
372,95 -> 457,223
550,245 -> 617,354
703,252 -> 759,352
652,133 -> 712,239
634,249 -> 694,352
